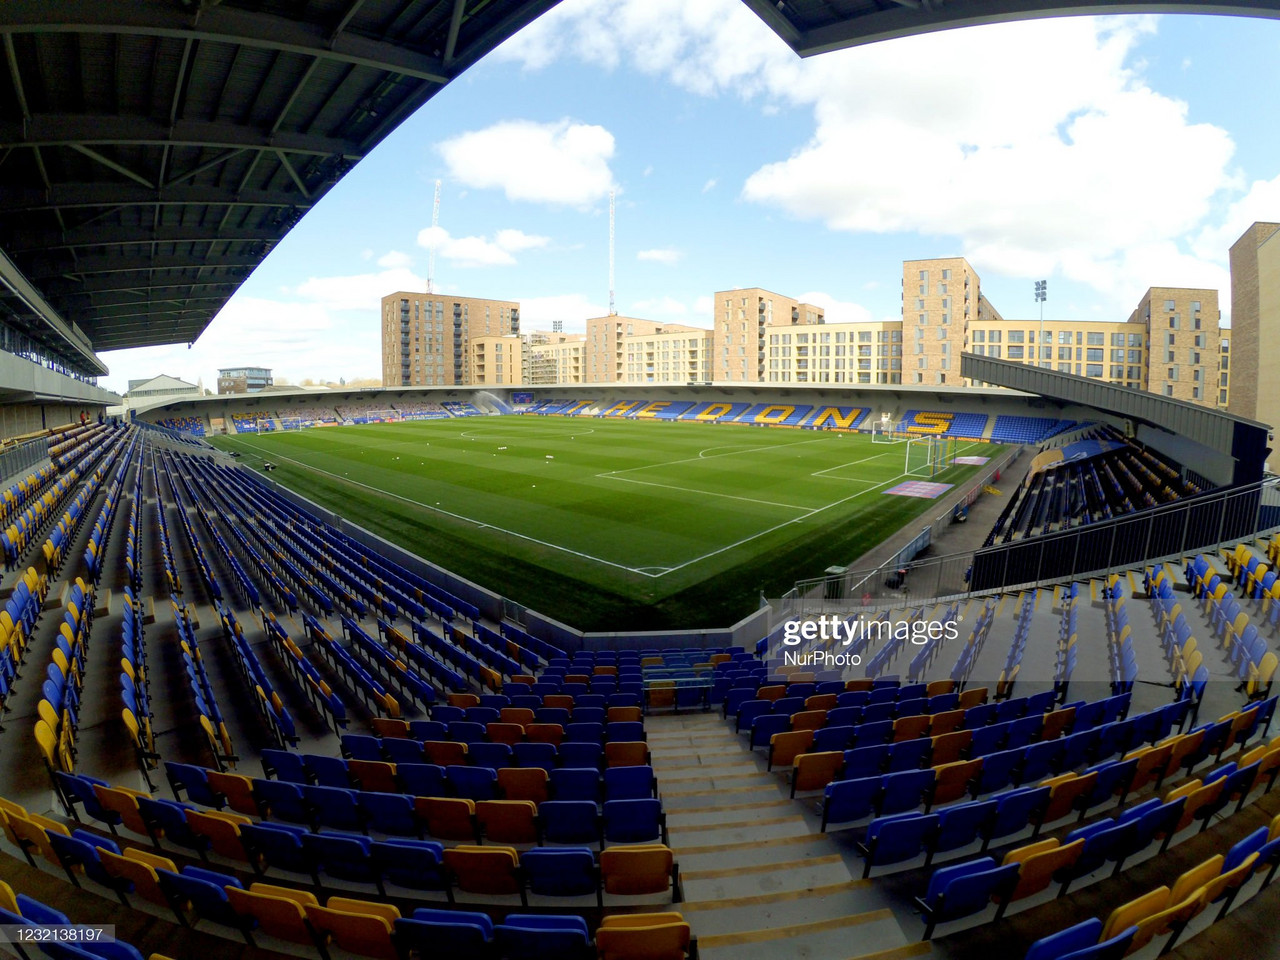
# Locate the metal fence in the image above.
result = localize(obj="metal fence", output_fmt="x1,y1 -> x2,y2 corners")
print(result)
782,445 -> 1022,617
0,436 -> 50,486
970,476 -> 1280,591
781,475 -> 1280,622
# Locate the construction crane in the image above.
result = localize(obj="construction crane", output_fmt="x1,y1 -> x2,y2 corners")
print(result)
427,179 -> 441,294
608,188 -> 616,316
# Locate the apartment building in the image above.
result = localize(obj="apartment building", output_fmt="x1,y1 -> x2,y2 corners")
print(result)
622,324 -> 713,384
901,258 -> 983,387
525,331 -> 587,386
1130,288 -> 1221,405
1228,222 -> 1280,429
467,336 -> 524,386
712,288 -> 825,382
764,320 -> 901,385
381,292 -> 519,387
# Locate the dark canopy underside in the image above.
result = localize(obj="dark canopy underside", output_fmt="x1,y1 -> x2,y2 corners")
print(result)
2,0 -> 1277,373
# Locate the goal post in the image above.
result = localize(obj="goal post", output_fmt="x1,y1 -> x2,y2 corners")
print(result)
280,416 -> 305,431
905,435 -> 956,477
254,417 -> 274,434
871,413 -> 907,443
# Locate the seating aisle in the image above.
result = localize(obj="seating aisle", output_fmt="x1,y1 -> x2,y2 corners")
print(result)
645,711 -> 927,960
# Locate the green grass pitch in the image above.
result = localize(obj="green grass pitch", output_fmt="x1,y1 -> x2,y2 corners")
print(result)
211,419 -> 1003,631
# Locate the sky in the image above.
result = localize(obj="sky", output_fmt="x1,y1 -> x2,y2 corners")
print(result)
99,0 -> 1280,394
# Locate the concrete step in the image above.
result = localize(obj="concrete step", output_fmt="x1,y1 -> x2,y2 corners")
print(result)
666,799 -> 794,827
698,912 -> 922,960
669,815 -> 813,846
681,853 -> 853,900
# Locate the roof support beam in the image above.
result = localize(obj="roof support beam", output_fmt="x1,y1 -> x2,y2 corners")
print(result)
274,150 -> 311,200
10,224 -> 281,253
0,0 -> 450,83
23,252 -> 260,281
444,0 -> 467,66
0,183 -> 310,214
0,115 -> 361,159
165,147 -> 245,187
67,143 -> 155,189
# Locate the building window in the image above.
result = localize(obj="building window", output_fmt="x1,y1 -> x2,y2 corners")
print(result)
1008,330 -> 1024,344
1086,332 -> 1104,345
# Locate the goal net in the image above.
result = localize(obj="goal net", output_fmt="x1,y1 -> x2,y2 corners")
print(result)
905,435 -> 956,477
871,414 -> 907,443
254,417 -> 275,433
280,417 -> 305,431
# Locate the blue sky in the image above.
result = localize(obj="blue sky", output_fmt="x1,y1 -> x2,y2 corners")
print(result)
100,1 -> 1280,393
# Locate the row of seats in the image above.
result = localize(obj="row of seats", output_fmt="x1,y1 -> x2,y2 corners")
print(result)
0,785 -> 662,960
120,585 -> 160,784
814,697 -> 1257,830
265,746 -> 656,800
0,461 -> 57,531
222,608 -> 298,749
173,602 -> 235,771
345,731 -> 650,770
35,573 -> 90,780
62,764 -> 672,851
916,751 -> 1280,944
858,729 -> 1280,886
259,609 -> 349,734
154,416 -> 206,436
1022,814 -> 1280,959
148,451 -> 180,595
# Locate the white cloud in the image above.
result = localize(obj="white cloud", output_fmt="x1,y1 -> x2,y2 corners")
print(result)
519,293 -> 608,331
494,228 -> 551,253
504,1 -> 1244,313
1192,173 -> 1280,264
630,296 -> 691,318
637,248 -> 681,264
376,250 -> 413,269
437,119 -> 617,207
693,295 -> 713,317
701,178 -> 717,193
416,225 -> 550,268
101,296 -> 380,394
296,266 -> 424,311
795,291 -> 874,324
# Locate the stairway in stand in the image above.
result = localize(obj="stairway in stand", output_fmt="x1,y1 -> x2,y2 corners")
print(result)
646,710 -> 934,960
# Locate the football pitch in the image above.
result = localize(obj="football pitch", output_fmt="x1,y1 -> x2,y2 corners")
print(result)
211,419 -> 1003,630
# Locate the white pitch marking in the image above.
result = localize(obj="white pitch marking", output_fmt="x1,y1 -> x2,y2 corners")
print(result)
599,473 -> 815,512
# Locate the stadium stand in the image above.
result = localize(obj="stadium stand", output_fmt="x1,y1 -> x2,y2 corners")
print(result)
991,416 -> 1079,445
154,416 -> 206,436
898,410 -> 991,439
0,425 -> 1267,960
